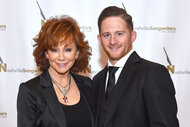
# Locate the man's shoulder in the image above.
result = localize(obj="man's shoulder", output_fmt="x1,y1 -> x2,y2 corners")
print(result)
140,58 -> 165,68
130,51 -> 165,68
138,58 -> 169,75
93,67 -> 107,80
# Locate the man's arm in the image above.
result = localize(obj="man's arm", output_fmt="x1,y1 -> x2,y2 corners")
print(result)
143,64 -> 179,127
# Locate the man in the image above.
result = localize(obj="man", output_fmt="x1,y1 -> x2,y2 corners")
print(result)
92,6 -> 179,127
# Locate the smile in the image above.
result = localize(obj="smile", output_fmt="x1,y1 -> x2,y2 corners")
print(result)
57,63 -> 67,67
109,46 -> 120,50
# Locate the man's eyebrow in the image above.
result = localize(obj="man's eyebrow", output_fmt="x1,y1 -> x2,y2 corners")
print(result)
115,30 -> 125,33
101,32 -> 109,35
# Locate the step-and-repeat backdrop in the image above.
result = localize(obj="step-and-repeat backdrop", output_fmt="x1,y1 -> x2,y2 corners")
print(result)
0,0 -> 190,126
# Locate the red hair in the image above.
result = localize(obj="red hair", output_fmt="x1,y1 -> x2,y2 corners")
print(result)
33,15 -> 91,73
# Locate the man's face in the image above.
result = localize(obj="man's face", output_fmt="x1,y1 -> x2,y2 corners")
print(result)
98,16 -> 136,65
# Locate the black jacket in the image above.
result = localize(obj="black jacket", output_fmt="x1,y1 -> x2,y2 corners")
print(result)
93,51 -> 179,127
17,70 -> 94,127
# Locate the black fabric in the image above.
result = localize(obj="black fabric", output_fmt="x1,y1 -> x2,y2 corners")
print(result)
97,87 -> 106,127
105,67 -> 119,99
17,70 -> 94,127
92,51 -> 179,127
61,96 -> 91,127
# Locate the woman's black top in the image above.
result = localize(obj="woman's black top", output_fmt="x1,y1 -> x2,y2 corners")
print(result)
61,95 -> 91,127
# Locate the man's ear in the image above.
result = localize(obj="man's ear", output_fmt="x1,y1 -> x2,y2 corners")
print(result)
131,31 -> 137,43
97,34 -> 102,44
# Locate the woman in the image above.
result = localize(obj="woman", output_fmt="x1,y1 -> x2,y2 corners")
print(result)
17,15 -> 94,127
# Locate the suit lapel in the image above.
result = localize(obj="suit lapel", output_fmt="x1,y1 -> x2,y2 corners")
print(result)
95,67 -> 108,126
40,70 -> 67,127
104,52 -> 141,126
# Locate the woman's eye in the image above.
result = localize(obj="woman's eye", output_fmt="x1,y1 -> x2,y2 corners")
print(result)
65,48 -> 72,52
51,49 -> 57,52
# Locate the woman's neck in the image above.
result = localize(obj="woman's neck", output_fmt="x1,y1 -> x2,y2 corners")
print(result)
48,68 -> 70,85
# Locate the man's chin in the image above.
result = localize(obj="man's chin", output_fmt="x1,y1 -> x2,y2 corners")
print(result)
108,52 -> 125,61
108,56 -> 121,61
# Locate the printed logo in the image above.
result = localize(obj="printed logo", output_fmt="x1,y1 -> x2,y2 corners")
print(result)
0,112 -> 7,118
36,1 -> 91,32
0,25 -> 7,31
36,1 -> 46,26
163,47 -> 175,74
0,56 -> 37,73
121,2 -> 176,33
80,26 -> 92,32
122,2 -> 126,11
163,47 -> 190,74
135,26 -> 176,33
0,57 -> 7,72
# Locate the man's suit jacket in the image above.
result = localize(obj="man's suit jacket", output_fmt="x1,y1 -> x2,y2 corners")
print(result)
92,51 -> 179,127
17,70 -> 94,127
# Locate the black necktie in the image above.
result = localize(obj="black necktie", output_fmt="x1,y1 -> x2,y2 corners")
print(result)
105,66 -> 119,99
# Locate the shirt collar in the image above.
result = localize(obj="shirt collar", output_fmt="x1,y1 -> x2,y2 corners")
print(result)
108,49 -> 134,68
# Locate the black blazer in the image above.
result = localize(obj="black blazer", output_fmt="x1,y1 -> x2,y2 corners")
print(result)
92,51 -> 179,127
17,70 -> 94,127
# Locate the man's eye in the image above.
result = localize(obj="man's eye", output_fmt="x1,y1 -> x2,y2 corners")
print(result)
51,49 -> 57,52
103,34 -> 110,38
116,32 -> 123,36
65,48 -> 72,52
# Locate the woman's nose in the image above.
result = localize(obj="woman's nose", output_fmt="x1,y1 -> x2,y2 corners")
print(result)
58,51 -> 65,61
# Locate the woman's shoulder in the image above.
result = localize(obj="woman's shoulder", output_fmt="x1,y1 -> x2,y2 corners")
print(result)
19,75 -> 41,91
72,72 -> 91,80
71,73 -> 92,86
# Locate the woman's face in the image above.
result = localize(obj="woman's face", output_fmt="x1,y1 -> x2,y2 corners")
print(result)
45,41 -> 79,76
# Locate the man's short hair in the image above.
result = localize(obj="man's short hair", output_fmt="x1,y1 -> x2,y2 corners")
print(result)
98,6 -> 134,33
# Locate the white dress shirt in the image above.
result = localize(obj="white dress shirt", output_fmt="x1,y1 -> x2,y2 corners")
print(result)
105,49 -> 134,91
